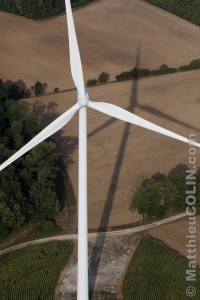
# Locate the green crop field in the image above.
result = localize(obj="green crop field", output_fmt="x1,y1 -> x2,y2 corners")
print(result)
0,241 -> 74,300
122,237 -> 200,300
147,0 -> 200,26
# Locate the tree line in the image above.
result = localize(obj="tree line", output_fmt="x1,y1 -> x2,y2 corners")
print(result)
0,80 -> 68,240
130,164 -> 200,221
5,58 -> 200,101
147,0 -> 200,27
86,59 -> 200,88
115,59 -> 200,81
0,0 -> 95,19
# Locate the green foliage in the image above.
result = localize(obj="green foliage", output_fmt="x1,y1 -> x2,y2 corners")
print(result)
0,81 -> 66,240
0,80 -> 8,100
130,165 -> 200,220
122,237 -> 200,300
190,59 -> 200,68
116,64 -> 177,81
130,179 -> 163,220
0,0 -> 95,19
24,88 -> 31,98
37,220 -> 59,234
54,87 -> 59,93
116,57 -> 200,83
87,78 -> 98,87
147,0 -> 200,26
98,72 -> 110,84
0,241 -> 74,299
178,65 -> 192,72
165,164 -> 187,211
8,84 -> 20,100
34,81 -> 43,96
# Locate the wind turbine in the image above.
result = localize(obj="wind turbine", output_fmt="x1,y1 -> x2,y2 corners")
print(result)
0,0 -> 200,299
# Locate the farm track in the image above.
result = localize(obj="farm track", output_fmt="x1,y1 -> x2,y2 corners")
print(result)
0,213 -> 186,256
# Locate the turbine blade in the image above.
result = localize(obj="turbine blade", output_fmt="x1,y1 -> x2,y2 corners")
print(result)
89,101 -> 200,147
65,0 -> 85,97
0,103 -> 80,172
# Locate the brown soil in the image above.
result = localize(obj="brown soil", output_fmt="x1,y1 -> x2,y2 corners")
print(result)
28,69 -> 200,230
1,0 -> 200,91
150,216 -> 200,266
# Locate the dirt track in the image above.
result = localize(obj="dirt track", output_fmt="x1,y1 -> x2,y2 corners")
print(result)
0,213 -> 186,256
29,70 -> 200,229
1,0 -> 200,91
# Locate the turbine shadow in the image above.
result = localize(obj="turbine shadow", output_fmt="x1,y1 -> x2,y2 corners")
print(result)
88,46 -> 140,297
138,104 -> 200,133
31,101 -> 78,167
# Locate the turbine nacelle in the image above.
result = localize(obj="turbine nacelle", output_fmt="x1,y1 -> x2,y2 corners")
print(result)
77,87 -> 89,108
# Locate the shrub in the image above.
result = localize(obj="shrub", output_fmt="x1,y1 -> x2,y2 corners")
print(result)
54,87 -> 59,93
87,79 -> 98,87
116,71 -> 133,81
150,69 -> 161,76
178,65 -> 192,72
159,64 -> 169,73
150,66 -> 177,76
189,59 -> 200,69
132,67 -> 151,78
98,72 -> 110,83
24,89 -> 31,98
37,220 -> 59,234
165,67 -> 177,74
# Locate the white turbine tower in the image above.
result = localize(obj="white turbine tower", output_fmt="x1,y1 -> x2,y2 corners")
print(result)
0,0 -> 200,299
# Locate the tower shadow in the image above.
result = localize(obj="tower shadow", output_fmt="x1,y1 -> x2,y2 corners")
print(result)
88,46 -> 140,297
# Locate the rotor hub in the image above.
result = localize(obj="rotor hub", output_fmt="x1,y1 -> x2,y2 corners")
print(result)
78,95 -> 89,108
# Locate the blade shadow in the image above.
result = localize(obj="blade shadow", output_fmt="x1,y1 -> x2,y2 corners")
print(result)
31,101 -> 78,233
88,46 -> 140,297
31,101 -> 78,167
138,104 -> 200,133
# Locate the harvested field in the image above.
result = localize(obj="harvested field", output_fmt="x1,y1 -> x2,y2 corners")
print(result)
29,70 -> 200,229
150,216 -> 200,266
1,0 -> 200,91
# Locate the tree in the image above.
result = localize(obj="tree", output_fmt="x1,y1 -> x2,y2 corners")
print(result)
0,80 -> 8,100
34,81 -> 43,96
164,164 -> 187,211
8,84 -> 20,100
130,179 -> 163,221
0,80 -> 67,240
159,64 -> 169,73
98,72 -> 110,84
